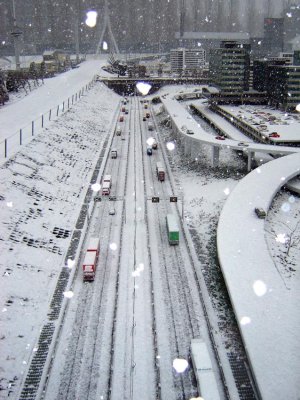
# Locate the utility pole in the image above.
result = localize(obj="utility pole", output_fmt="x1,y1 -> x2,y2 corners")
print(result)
74,0 -> 80,63
11,0 -> 22,70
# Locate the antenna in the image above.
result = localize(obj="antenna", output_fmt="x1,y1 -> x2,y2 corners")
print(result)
96,0 -> 119,54
179,0 -> 186,38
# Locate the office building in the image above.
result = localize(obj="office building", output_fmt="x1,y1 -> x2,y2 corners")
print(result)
264,18 -> 284,57
170,48 -> 206,75
209,41 -> 250,94
268,64 -> 300,110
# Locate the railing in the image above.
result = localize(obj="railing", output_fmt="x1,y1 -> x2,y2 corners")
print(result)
1,75 -> 97,162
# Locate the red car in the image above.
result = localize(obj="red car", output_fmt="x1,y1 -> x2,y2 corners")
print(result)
269,132 -> 280,138
119,115 -> 124,122
215,135 -> 225,140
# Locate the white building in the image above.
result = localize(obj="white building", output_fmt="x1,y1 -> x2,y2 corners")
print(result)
170,48 -> 206,74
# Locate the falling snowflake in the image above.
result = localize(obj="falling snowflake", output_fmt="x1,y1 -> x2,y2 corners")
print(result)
288,196 -> 295,204
109,242 -> 118,251
166,142 -> 175,151
91,183 -> 101,192
136,82 -> 151,95
240,316 -> 251,325
147,137 -> 155,146
253,280 -> 267,297
281,202 -> 290,212
85,11 -> 97,27
63,291 -> 74,299
67,259 -> 75,269
173,358 -> 188,373
275,233 -> 288,244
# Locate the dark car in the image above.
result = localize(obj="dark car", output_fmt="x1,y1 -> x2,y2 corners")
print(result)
238,142 -> 249,147
147,147 -> 152,155
255,207 -> 267,219
215,135 -> 225,140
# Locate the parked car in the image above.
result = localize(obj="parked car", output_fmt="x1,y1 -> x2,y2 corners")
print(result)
187,129 -> 194,135
269,132 -> 280,138
147,147 -> 152,155
255,207 -> 267,219
238,142 -> 249,147
215,135 -> 225,140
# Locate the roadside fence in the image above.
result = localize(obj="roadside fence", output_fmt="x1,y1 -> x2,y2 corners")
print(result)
1,75 -> 97,162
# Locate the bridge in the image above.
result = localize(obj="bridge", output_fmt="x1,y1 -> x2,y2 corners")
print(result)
97,76 -> 209,95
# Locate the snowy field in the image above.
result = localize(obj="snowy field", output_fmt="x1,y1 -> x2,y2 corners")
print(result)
0,65 -> 299,399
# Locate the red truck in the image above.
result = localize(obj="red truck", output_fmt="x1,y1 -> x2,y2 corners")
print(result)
156,162 -> 165,181
83,238 -> 100,281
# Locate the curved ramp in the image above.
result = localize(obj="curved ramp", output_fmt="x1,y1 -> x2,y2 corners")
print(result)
217,152 -> 300,400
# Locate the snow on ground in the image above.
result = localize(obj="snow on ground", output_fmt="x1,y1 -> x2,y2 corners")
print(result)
0,70 -> 120,398
0,58 -> 108,143
0,67 -> 299,399
153,90 -> 300,400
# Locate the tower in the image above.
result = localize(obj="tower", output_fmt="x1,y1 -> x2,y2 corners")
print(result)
95,0 -> 119,54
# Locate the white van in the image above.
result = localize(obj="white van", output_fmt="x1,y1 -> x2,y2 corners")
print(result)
111,149 -> 117,159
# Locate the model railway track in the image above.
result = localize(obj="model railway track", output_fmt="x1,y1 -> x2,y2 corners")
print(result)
106,97 -> 161,400
18,125 -> 115,400
142,106 -> 199,398
54,109 -> 129,399
155,106 -> 258,399
106,97 -> 136,399
145,148 -> 199,399
136,98 -> 161,398
27,99 -> 129,400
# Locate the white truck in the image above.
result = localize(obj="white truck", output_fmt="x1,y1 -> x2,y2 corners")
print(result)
111,149 -> 117,159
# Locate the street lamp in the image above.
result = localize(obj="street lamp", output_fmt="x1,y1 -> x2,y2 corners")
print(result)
11,0 -> 22,70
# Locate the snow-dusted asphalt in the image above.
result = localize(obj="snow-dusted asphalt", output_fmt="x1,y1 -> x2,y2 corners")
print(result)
1,66 -> 299,400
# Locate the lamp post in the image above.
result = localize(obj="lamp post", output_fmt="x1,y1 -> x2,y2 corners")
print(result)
11,0 -> 22,70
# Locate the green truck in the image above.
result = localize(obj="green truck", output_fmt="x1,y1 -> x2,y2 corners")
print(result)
166,214 -> 179,245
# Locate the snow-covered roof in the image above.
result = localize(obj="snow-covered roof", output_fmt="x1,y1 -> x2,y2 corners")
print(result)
175,31 -> 250,40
